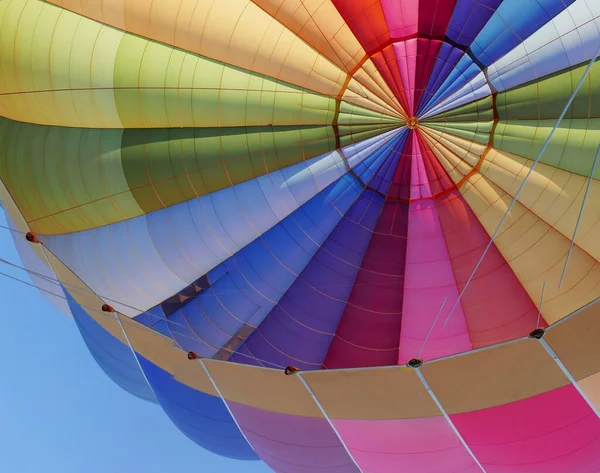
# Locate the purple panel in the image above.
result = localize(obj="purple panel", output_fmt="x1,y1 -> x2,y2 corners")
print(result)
230,190 -> 384,370
229,402 -> 360,473
369,138 -> 403,195
446,0 -> 502,47
418,43 -> 465,116
230,136 -> 408,370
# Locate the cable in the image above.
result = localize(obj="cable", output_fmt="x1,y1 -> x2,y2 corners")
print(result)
559,144 -> 600,287
441,42 -> 600,329
0,246 -> 286,369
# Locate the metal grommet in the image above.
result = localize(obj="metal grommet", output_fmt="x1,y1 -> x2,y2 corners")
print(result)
101,304 -> 115,312
529,328 -> 545,340
284,366 -> 300,376
407,358 -> 423,368
187,351 -> 198,360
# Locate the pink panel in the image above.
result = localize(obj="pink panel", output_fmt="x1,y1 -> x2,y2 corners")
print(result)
409,132 -> 433,200
435,191 -> 543,347
228,401 -> 360,473
381,0 -> 418,38
324,134 -> 417,369
414,39 -> 444,112
387,132 -> 414,200
399,137 -> 471,363
381,0 -> 457,39
393,40 -> 418,114
392,39 -> 443,115
371,47 -> 411,114
451,384 -> 600,473
323,199 -> 409,369
333,417 -> 480,473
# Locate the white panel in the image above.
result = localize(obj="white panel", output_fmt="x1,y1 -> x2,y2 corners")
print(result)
41,129 -> 401,316
425,0 -> 600,118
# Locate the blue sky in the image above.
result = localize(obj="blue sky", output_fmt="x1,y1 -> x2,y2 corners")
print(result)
0,210 -> 272,473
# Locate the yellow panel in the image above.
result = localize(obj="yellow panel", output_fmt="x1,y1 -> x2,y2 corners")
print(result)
480,149 -> 600,264
421,127 -> 486,169
421,339 -> 569,414
0,0 -> 123,127
459,172 -> 600,324
544,300 -> 600,381
204,359 -> 322,417
302,367 -> 441,420
354,58 -> 405,115
47,0 -> 349,98
578,371 -> 600,413
343,78 -> 403,119
0,178 -> 47,265
420,127 -> 486,186
251,0 -> 363,71
119,315 -> 217,396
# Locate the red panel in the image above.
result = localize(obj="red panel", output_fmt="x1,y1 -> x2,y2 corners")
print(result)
418,0 -> 457,37
323,199 -> 410,369
386,131 -> 414,200
380,0 -> 457,39
435,190 -> 544,348
391,39 -> 442,115
332,0 -> 391,54
413,39 -> 444,112
371,46 -> 411,114
323,134 -> 415,369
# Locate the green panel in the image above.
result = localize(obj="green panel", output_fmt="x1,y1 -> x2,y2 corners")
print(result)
112,34 -> 338,129
425,96 -> 494,122
424,121 -> 493,145
338,101 -> 401,124
497,61 -> 600,120
338,125 -> 397,148
494,119 -> 600,178
426,61 -> 600,127
0,117 -> 142,234
120,125 -> 340,214
0,119 -> 393,232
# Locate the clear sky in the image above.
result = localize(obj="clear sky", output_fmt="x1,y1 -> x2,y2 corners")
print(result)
0,210 -> 272,473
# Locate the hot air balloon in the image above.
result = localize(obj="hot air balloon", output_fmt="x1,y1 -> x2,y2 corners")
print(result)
2,0 -> 600,471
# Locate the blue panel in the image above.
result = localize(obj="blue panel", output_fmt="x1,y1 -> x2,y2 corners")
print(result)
63,287 -> 156,403
136,357 -> 258,461
418,43 -> 467,116
471,0 -> 575,66
420,55 -> 480,116
231,189 -> 385,370
229,132 -> 409,369
156,134 -> 405,359
419,0 -> 575,117
369,130 -> 407,194
446,0 -> 502,47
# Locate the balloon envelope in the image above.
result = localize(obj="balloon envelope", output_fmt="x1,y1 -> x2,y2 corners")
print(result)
2,0 -> 600,471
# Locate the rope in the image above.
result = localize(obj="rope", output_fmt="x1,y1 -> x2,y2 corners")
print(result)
559,143 -> 600,287
441,42 -> 600,329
